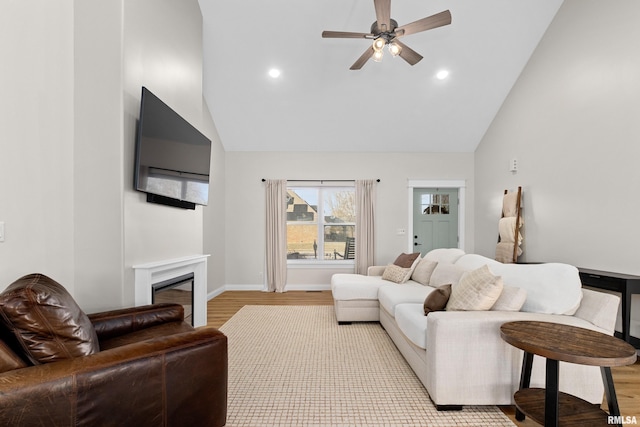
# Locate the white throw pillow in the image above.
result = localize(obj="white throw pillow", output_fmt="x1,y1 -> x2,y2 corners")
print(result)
447,265 -> 504,311
411,259 -> 438,286
491,285 -> 527,311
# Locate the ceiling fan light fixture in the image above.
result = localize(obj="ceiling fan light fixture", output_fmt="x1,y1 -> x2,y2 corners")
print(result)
373,50 -> 384,62
388,42 -> 402,57
372,38 -> 386,52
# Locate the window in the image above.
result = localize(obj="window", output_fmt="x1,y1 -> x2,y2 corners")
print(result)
286,186 -> 355,261
420,193 -> 450,215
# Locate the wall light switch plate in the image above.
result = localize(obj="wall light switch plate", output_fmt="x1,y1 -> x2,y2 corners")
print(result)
0,222 -> 4,242
509,158 -> 518,172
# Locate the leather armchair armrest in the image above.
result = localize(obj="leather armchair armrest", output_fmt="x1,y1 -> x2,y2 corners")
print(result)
0,327 -> 227,427
88,303 -> 185,340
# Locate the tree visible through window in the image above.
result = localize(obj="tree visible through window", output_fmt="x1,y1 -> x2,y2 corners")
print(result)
286,186 -> 355,261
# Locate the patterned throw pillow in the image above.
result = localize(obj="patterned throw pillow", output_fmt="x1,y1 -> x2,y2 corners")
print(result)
382,264 -> 412,284
446,265 -> 504,311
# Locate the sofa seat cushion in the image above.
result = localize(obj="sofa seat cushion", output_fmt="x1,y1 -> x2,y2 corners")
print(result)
454,254 -> 582,315
395,304 -> 429,349
331,274 -> 389,301
378,283 -> 434,316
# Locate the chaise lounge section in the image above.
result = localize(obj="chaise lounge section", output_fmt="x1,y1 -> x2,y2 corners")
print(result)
331,249 -> 621,409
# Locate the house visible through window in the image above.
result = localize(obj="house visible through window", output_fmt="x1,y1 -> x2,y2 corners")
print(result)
287,186 -> 355,261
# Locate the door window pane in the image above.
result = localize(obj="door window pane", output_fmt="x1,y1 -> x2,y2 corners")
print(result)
421,192 -> 450,215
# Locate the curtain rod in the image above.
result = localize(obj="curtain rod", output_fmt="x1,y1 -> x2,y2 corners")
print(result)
261,179 -> 380,182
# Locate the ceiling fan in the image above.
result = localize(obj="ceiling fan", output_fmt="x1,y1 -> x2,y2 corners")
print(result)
321,0 -> 451,70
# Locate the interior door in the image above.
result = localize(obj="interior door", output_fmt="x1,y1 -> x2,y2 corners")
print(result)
413,188 -> 459,255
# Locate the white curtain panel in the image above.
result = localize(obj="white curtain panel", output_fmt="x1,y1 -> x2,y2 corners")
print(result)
265,179 -> 287,292
355,180 -> 376,274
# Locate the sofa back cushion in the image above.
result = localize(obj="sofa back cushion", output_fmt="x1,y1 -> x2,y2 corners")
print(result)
0,274 -> 100,364
429,263 -> 467,287
423,248 -> 466,264
454,254 -> 583,315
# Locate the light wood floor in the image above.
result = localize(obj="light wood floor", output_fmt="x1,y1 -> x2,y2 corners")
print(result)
207,291 -> 640,426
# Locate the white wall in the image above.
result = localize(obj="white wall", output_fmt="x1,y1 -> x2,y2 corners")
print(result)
74,1 -> 126,310
0,1 -> 75,290
1,1 -> 220,312
121,0 -> 209,308
203,101 -> 227,296
225,151 -> 474,288
475,1 -> 640,329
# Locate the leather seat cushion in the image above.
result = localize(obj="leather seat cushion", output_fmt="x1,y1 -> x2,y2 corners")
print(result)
0,274 -> 99,364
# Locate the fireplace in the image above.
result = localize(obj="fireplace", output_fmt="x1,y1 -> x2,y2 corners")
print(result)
133,255 -> 209,327
152,273 -> 194,326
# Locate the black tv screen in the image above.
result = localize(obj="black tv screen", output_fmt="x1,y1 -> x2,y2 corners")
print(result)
134,87 -> 211,208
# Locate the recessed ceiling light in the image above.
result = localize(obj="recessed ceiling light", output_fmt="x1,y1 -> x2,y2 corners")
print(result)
436,70 -> 449,80
268,68 -> 281,78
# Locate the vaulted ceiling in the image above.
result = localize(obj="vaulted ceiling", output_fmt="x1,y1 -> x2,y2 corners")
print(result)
199,0 -> 563,152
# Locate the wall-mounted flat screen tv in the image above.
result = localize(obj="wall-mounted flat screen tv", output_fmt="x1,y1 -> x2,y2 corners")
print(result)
134,86 -> 211,209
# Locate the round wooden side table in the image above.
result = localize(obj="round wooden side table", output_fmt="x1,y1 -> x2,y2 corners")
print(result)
500,320 -> 636,427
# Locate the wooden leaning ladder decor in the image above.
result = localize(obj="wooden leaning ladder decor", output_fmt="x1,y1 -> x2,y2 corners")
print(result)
496,186 -> 523,263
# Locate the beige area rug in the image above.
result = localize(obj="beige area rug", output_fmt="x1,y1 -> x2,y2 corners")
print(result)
219,305 -> 516,426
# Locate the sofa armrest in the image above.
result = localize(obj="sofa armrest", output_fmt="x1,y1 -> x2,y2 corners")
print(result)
573,288 -> 620,334
0,327 -> 227,427
425,310 -> 607,406
367,265 -> 386,276
88,303 -> 184,340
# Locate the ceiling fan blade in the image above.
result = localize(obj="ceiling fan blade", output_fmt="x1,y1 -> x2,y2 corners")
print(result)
373,0 -> 391,31
394,40 -> 423,66
322,30 -> 373,39
396,10 -> 451,38
350,46 -> 375,70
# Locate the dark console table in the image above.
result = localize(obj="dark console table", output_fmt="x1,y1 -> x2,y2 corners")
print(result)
578,268 -> 640,347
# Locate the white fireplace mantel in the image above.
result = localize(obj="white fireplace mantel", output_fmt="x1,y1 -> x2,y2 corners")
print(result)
133,254 -> 209,327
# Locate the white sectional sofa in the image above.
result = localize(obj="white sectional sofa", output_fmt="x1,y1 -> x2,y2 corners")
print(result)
330,249 -> 621,409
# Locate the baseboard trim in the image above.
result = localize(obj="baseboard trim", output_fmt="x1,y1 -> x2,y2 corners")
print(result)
207,283 -> 332,299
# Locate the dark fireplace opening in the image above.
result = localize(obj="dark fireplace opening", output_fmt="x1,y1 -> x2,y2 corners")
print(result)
152,273 -> 194,326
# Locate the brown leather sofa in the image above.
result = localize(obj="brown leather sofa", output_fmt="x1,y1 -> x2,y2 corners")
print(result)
0,273 -> 227,427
